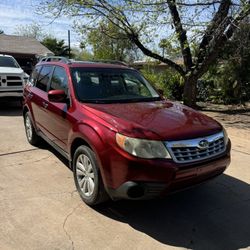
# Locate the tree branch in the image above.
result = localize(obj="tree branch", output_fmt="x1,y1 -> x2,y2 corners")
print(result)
195,2 -> 250,78
195,0 -> 231,66
128,33 -> 185,76
128,0 -> 223,7
167,0 -> 193,71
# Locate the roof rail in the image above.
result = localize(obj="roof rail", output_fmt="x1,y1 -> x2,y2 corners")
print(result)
38,56 -> 71,63
69,59 -> 129,67
85,59 -> 128,66
38,57 -> 129,67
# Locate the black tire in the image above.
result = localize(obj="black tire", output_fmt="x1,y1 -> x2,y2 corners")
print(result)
73,145 -> 109,206
24,112 -> 40,146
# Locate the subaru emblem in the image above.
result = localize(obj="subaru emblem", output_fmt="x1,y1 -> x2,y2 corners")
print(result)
198,139 -> 209,150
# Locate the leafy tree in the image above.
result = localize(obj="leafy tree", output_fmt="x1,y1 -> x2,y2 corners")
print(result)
0,29 -> 4,34
203,18 -> 250,104
79,41 -> 86,50
82,20 -> 137,62
159,38 -> 181,59
14,23 -> 46,41
77,50 -> 94,61
40,0 -> 250,107
42,37 -> 69,57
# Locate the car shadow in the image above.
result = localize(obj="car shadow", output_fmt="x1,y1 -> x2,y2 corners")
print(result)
95,174 -> 250,250
0,97 -> 22,116
38,140 -> 72,171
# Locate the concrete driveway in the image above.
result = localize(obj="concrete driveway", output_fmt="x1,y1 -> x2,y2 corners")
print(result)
0,100 -> 249,250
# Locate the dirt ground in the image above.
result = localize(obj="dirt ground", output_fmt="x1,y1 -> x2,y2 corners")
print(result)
0,99 -> 249,250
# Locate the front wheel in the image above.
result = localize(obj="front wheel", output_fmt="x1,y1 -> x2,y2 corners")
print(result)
73,145 -> 108,206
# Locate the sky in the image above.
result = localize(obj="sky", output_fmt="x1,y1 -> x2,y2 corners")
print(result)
0,0 -> 80,47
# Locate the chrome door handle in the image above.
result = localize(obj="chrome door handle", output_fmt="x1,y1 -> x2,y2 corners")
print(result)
42,102 -> 48,109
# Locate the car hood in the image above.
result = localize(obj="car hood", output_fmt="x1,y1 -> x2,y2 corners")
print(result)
0,67 -> 23,74
83,100 -> 222,141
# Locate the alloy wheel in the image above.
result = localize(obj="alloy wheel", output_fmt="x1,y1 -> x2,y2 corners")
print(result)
76,154 -> 95,197
25,115 -> 33,141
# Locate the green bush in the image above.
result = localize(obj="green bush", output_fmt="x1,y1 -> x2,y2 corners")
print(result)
202,61 -> 250,104
141,67 -> 184,101
201,21 -> 250,104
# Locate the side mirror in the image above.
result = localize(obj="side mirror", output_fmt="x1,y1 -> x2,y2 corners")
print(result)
48,89 -> 67,103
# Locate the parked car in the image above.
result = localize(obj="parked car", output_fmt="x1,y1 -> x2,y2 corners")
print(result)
0,54 -> 29,95
23,60 -> 231,206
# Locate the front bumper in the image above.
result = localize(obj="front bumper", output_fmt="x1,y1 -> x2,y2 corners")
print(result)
0,88 -> 23,97
105,141 -> 231,200
0,86 -> 23,92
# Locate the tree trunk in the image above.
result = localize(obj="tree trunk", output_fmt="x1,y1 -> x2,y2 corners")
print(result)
183,76 -> 198,108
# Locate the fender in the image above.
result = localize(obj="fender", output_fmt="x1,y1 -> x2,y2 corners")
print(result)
68,123 -> 104,155
68,122 -> 114,187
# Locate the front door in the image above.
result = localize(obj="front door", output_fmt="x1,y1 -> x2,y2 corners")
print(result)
45,66 -> 73,151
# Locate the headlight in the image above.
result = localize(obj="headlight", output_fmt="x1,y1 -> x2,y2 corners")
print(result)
116,133 -> 171,159
223,127 -> 229,145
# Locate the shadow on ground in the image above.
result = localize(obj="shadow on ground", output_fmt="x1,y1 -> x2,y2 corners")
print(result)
36,139 -> 72,171
0,97 -> 22,116
95,175 -> 250,250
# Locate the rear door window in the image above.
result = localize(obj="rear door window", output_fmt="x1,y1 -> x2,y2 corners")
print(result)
36,65 -> 53,92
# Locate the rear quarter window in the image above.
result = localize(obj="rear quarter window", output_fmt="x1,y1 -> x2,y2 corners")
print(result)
30,66 -> 42,86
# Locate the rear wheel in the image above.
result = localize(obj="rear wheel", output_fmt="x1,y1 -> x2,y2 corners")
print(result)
24,112 -> 40,146
73,145 -> 108,206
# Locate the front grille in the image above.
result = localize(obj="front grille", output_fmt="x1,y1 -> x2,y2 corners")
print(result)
171,138 -> 224,162
7,76 -> 21,80
7,81 -> 23,86
166,131 -> 226,163
0,75 -> 23,87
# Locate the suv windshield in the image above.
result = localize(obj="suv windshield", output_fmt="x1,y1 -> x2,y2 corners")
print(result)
71,68 -> 160,103
0,56 -> 20,68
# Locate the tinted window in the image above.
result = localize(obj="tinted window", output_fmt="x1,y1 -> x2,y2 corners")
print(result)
0,56 -> 20,68
30,66 -> 42,85
50,67 -> 68,93
36,66 -> 53,92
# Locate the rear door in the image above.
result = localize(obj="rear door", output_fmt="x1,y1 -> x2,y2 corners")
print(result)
30,65 -> 54,139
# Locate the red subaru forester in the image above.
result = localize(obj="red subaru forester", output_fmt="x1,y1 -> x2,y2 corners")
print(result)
23,60 -> 231,206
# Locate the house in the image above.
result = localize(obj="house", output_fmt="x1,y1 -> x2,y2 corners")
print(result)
0,34 -> 53,74
131,58 -> 183,73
